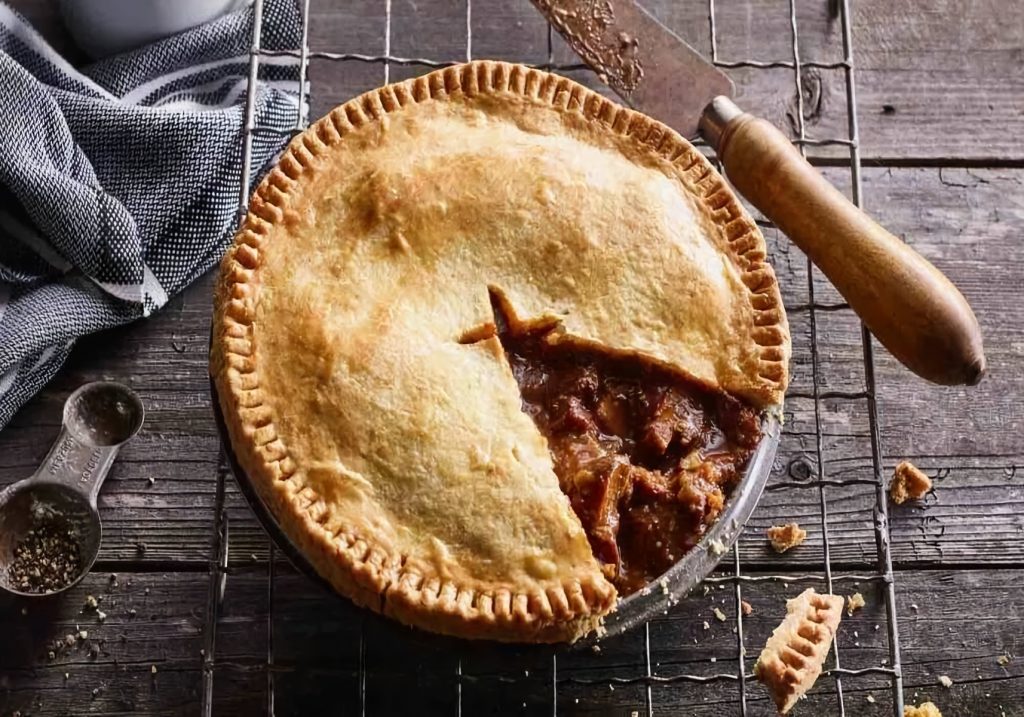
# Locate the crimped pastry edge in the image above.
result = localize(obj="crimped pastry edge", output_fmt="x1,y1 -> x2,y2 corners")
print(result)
753,588 -> 844,713
211,60 -> 789,642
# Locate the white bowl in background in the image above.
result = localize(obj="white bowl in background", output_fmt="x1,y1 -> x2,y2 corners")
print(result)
58,0 -> 251,59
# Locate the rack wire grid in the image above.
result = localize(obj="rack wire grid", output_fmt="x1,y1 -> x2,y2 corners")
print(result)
202,0 -> 906,714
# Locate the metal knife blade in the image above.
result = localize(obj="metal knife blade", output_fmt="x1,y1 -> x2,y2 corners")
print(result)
531,0 -> 733,138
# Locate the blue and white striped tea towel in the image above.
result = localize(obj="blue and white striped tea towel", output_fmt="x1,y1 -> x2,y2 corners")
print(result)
0,0 -> 301,429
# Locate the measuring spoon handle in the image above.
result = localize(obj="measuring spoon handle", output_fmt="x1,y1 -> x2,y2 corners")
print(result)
29,381 -> 144,506
32,429 -> 121,506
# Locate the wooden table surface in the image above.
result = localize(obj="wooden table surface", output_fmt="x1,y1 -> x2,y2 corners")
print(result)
1,1 -> 1022,715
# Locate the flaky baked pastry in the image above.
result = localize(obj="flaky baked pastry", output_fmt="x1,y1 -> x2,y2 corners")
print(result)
211,61 -> 790,642
767,522 -> 807,553
754,588 -> 844,713
890,461 -> 932,504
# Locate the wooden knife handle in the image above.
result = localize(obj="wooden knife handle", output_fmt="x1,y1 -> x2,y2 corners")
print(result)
701,97 -> 985,386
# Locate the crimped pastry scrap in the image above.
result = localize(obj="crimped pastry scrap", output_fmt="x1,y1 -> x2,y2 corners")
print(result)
890,461 -> 932,504
754,588 -> 844,714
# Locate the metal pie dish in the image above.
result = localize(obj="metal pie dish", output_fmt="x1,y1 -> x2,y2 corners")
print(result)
210,366 -> 779,645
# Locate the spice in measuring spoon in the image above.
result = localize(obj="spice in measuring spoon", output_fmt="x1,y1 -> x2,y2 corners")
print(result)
9,520 -> 82,593
0,381 -> 144,598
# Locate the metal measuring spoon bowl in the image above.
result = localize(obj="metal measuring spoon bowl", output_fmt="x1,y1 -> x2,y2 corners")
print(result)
0,381 -> 144,597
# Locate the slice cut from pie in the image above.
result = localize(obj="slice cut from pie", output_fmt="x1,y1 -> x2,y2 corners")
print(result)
488,289 -> 764,595
211,61 -> 789,642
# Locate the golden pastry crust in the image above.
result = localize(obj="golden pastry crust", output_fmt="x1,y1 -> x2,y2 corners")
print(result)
767,522 -> 807,553
890,460 -> 932,504
211,61 -> 790,642
905,702 -> 943,717
754,588 -> 843,714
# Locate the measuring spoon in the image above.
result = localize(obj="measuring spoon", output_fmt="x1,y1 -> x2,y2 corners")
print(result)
0,381 -> 144,597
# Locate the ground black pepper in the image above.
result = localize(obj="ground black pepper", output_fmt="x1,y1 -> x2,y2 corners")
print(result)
8,521 -> 81,593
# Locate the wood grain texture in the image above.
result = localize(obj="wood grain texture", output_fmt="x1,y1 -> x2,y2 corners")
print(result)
187,567 -> 1021,716
8,0 -> 1023,161
0,0 -> 1022,713
4,566 -> 1020,715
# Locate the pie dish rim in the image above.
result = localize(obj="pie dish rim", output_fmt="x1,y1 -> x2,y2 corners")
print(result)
209,370 -> 781,645
210,59 -> 790,642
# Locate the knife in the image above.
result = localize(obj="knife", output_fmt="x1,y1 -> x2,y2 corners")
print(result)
531,0 -> 985,387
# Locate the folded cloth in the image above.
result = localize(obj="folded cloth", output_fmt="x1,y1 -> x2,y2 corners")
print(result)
0,0 -> 301,429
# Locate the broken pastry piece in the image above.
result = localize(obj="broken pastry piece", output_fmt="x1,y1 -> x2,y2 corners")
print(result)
754,588 -> 844,714
846,592 -> 865,616
905,702 -> 942,717
767,523 -> 807,553
889,461 -> 932,504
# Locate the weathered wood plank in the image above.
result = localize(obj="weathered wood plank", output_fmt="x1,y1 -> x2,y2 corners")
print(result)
3,0 -> 1021,714
0,273 -> 220,565
307,0 -> 1024,162
0,572 -> 208,714
650,0 -> 1024,163
8,0 -> 1021,162
5,568 -> 1016,714
197,566 -> 1022,716
850,0 -> 1024,164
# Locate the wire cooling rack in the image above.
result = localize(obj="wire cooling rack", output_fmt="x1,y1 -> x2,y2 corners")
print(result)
202,0 -> 906,714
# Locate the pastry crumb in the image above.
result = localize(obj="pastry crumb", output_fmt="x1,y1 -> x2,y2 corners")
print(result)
937,675 -> 953,688
741,600 -> 753,616
846,592 -> 866,616
997,654 -> 1011,666
767,523 -> 807,553
713,607 -> 727,622
905,702 -> 942,717
890,461 -> 932,504
708,538 -> 727,556
866,694 -> 875,704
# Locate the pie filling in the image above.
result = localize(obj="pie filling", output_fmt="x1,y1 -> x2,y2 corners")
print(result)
488,291 -> 762,595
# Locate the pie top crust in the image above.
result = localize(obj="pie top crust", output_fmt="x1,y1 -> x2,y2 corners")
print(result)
211,61 -> 789,642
